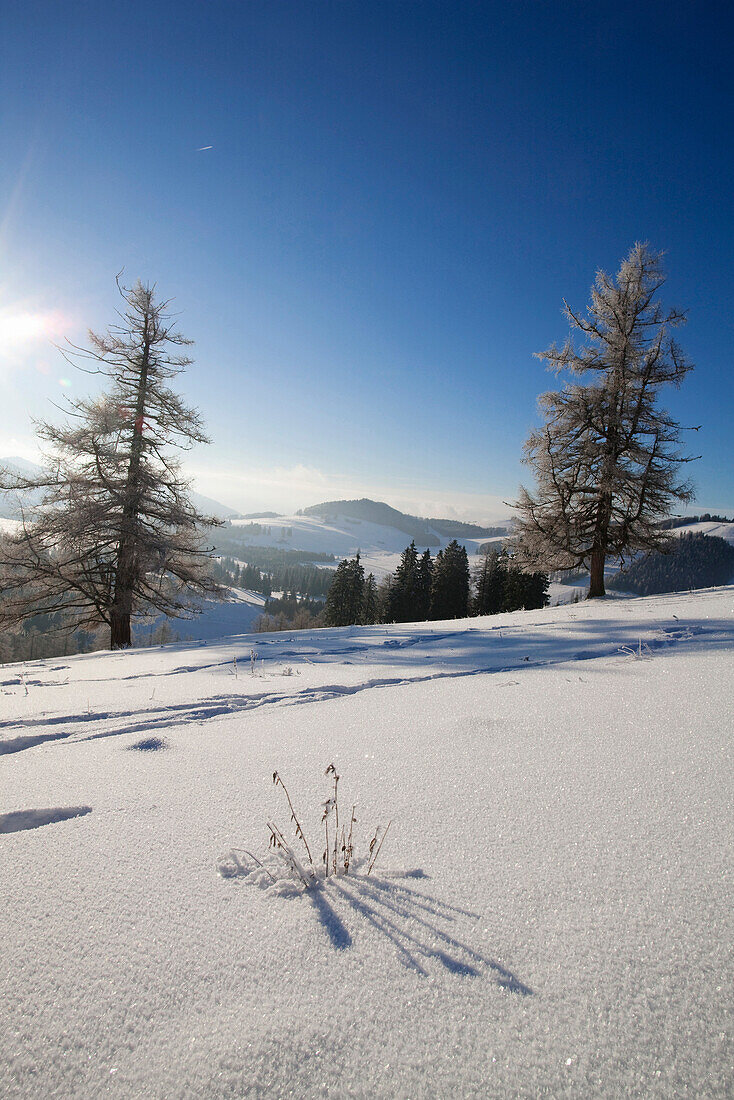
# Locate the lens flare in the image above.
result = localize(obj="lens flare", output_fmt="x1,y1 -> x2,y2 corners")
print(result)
0,308 -> 70,349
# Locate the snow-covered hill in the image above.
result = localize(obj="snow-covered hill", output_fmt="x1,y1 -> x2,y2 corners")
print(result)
671,519 -> 734,544
2,588 -> 732,1097
227,508 -> 504,577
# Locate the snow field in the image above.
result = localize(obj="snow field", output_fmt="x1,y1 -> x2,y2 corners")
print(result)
1,588 -> 733,1097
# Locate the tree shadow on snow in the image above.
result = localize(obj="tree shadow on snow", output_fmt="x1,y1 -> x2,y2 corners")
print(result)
5,615 -> 730,757
307,887 -> 353,950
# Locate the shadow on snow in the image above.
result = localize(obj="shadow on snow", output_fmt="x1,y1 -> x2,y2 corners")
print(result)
2,617 -> 732,755
306,870 -> 533,993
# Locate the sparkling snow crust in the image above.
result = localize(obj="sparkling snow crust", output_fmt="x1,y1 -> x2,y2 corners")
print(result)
1,588 -> 732,1097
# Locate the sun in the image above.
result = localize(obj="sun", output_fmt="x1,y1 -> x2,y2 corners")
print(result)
0,309 -> 51,348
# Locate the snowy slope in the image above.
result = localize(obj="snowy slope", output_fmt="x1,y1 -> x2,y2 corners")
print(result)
141,588 -> 268,644
228,511 -> 500,577
671,519 -> 734,544
1,589 -> 733,1098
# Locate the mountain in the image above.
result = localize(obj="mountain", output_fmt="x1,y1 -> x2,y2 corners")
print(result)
0,458 -> 46,519
302,498 -> 442,544
222,500 -> 509,580
302,498 -> 512,545
188,490 -> 239,521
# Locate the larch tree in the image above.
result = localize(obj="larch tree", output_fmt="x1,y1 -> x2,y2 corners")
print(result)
0,279 -> 225,648
513,243 -> 696,598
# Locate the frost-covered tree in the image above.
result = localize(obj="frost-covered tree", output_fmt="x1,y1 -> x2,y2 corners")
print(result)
513,244 -> 696,597
0,279 -> 224,648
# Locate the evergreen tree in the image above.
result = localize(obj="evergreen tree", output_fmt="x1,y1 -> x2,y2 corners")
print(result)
415,549 -> 434,620
0,279 -> 223,649
323,553 -> 364,626
431,540 -> 470,619
514,244 -> 696,598
502,558 -> 529,612
388,541 -> 420,622
376,573 -> 394,623
362,573 -> 378,624
474,548 -> 505,615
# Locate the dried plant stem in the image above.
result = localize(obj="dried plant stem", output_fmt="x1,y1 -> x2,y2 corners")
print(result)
273,771 -> 314,868
367,820 -> 391,875
344,805 -> 356,872
267,822 -> 314,888
230,847 -> 276,883
332,770 -> 339,874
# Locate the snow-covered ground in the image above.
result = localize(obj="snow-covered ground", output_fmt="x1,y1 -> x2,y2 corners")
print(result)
228,512 -> 500,577
548,520 -> 734,605
2,588 -> 732,1098
141,587 -> 268,644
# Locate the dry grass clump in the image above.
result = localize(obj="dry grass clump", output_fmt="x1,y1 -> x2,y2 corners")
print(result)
267,765 -> 390,889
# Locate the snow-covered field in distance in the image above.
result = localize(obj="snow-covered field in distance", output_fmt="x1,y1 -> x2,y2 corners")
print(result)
2,587 -> 732,1098
228,511 -> 502,577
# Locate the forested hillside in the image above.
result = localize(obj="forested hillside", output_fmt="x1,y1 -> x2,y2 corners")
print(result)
608,533 -> 734,596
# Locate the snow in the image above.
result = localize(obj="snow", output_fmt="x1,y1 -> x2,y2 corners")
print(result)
1,588 -> 732,1097
228,512 -> 496,577
143,587 -> 268,643
671,520 -> 734,544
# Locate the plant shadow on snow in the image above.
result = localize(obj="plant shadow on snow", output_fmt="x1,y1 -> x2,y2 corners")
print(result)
220,854 -> 532,992
331,873 -> 533,991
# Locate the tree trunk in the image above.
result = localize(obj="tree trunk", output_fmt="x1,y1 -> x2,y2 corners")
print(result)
588,490 -> 612,598
110,606 -> 132,648
110,312 -> 152,650
588,548 -> 606,598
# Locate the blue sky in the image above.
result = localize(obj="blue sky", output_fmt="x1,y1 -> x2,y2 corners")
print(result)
1,1 -> 732,519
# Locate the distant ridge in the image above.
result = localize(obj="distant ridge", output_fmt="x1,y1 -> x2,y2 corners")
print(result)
422,517 -> 511,538
302,498 -> 441,545
301,497 -> 509,545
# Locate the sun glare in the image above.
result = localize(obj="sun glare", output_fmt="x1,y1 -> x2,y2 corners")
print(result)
0,308 -> 69,350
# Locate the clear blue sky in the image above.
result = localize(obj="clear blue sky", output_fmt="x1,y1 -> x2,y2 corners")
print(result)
1,0 -> 732,519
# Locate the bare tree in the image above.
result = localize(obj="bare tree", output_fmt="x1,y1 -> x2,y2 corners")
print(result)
0,279 -> 225,647
513,243 -> 697,597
